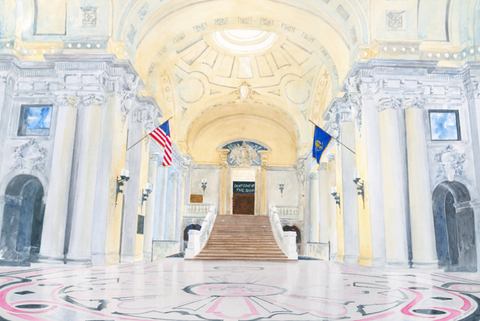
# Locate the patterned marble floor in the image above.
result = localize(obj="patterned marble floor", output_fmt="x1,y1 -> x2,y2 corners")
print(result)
0,259 -> 479,320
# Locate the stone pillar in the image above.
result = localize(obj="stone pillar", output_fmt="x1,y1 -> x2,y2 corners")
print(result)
405,106 -> 438,268
143,153 -> 159,261
378,104 -> 409,267
259,151 -> 269,215
362,95 -> 386,267
318,163 -> 329,243
309,172 -> 320,242
120,117 -> 143,263
66,96 -> 104,264
153,164 -> 168,240
327,155 -> 338,261
165,171 -> 178,240
219,150 -> 229,215
340,121 -> 359,265
39,99 -> 77,262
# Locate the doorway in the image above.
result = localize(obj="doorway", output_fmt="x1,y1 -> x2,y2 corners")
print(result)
432,181 -> 477,272
232,181 -> 255,214
0,175 -> 45,263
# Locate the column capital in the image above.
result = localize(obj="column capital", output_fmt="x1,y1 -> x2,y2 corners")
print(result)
318,163 -> 328,171
310,172 -> 318,180
56,94 -> 79,108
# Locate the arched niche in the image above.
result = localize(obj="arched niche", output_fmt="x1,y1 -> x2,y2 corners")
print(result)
432,181 -> 477,272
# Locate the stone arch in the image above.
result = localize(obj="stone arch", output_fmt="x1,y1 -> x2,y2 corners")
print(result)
184,224 -> 201,242
0,174 -> 46,264
432,181 -> 477,272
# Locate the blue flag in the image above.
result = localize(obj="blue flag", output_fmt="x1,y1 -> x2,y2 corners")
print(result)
312,126 -> 332,164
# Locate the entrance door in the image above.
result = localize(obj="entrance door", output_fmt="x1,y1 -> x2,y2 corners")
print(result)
232,181 -> 255,215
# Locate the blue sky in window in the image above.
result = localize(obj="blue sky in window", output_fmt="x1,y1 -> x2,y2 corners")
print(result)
24,107 -> 52,135
430,112 -> 458,140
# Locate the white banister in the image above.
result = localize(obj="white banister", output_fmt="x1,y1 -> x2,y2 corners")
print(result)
269,205 -> 298,260
185,204 -> 217,258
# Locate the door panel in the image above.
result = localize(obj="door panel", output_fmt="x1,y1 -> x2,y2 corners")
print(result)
233,194 -> 255,214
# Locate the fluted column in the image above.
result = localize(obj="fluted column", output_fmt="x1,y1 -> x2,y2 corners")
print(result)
405,104 -> 438,268
309,172 -> 320,242
143,152 -> 159,261
318,163 -> 329,243
40,97 -> 78,262
165,171 -> 179,240
378,101 -> 409,267
153,163 -> 168,240
66,96 -> 104,264
259,151 -> 269,215
219,150 -> 229,215
327,156 -> 338,260
339,121 -> 359,265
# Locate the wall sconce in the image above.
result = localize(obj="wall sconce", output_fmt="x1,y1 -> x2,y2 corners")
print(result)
353,170 -> 365,209
201,179 -> 207,196
141,183 -> 154,209
279,181 -> 285,198
116,169 -> 130,206
331,186 -> 341,208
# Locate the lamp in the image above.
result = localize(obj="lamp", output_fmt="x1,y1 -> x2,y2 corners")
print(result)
142,183 -> 154,203
201,179 -> 207,196
353,171 -> 365,209
279,181 -> 285,198
115,169 -> 130,206
331,186 -> 341,208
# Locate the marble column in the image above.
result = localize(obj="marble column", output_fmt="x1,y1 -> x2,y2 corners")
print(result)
318,163 -> 329,244
219,150 -> 229,215
143,153 -> 159,261
120,117 -> 143,263
259,151 -> 269,215
340,121 -> 359,265
165,171 -> 178,240
39,100 -> 77,262
66,98 -> 103,264
405,106 -> 438,268
327,157 -> 338,261
91,93 -> 120,266
362,96 -> 386,267
378,105 -> 409,267
153,164 -> 168,240
309,172 -> 320,243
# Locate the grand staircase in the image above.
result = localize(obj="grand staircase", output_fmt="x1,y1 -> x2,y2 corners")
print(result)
192,215 -> 290,261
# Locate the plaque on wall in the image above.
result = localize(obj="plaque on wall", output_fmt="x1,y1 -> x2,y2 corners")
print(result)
190,194 -> 203,203
232,181 -> 255,194
137,215 -> 145,235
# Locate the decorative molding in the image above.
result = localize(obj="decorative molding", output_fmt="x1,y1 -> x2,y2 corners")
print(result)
434,145 -> 466,181
11,139 -> 47,172
222,141 -> 267,166
293,157 -> 308,184
376,96 -> 403,111
81,7 -> 98,27
310,172 -> 318,180
318,163 -> 328,170
386,10 -> 405,30
56,95 -> 79,108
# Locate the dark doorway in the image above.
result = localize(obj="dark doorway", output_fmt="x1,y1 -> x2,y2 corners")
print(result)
0,175 -> 45,264
432,181 -> 476,272
232,181 -> 255,215
184,224 -> 202,242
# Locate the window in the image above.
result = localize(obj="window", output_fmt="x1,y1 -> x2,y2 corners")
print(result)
18,106 -> 52,136
429,110 -> 461,141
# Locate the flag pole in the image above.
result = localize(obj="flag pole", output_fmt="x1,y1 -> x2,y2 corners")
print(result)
126,116 -> 172,151
308,119 -> 355,155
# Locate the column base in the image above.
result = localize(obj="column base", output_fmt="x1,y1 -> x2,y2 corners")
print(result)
371,258 -> 386,267
385,260 -> 410,269
344,255 -> 359,266
65,258 -> 92,267
91,253 -> 106,266
412,259 -> 439,270
358,256 -> 372,266
34,255 -> 66,266
120,254 -> 136,263
143,252 -> 152,262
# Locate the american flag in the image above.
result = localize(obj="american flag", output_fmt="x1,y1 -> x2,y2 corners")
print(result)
149,120 -> 172,166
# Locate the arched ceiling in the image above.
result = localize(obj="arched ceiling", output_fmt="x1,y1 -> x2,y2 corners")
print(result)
3,0 -> 480,165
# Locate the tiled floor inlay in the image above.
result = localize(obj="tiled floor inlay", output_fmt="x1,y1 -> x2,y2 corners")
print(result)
0,259 -> 479,320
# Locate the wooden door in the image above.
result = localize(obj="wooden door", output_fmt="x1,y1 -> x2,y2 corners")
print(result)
233,193 -> 255,214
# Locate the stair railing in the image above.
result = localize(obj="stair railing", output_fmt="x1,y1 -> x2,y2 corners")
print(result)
185,204 -> 217,259
269,205 -> 298,260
